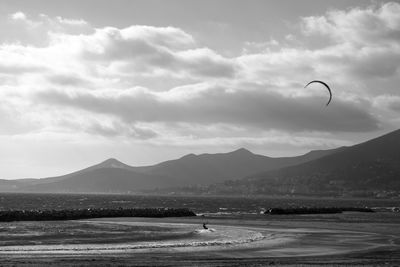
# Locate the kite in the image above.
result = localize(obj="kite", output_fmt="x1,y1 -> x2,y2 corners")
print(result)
304,80 -> 332,106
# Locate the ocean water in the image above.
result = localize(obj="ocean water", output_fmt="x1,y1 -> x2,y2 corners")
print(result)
0,221 -> 194,246
0,220 -> 293,255
0,193 -> 399,258
0,218 -> 388,257
0,193 -> 399,214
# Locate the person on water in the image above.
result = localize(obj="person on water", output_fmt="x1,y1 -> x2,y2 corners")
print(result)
203,222 -> 208,230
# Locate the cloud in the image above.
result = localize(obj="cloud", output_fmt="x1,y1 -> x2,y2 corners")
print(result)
1,12 -> 92,46
11,12 -> 27,21
298,2 -> 400,81
0,4 -> 398,151
0,45 -> 47,74
389,101 -> 400,112
0,63 -> 45,74
0,102 -> 39,135
349,47 -> 400,79
236,2 -> 400,96
69,26 -> 236,79
35,83 -> 379,133
242,39 -> 280,54
78,120 -> 158,139
302,2 -> 400,45
373,94 -> 400,112
0,13 -> 238,141
46,73 -> 89,87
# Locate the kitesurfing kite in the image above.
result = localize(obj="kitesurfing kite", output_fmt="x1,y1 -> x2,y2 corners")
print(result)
304,80 -> 332,106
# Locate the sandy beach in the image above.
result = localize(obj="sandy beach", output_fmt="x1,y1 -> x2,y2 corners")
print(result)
1,211 -> 399,266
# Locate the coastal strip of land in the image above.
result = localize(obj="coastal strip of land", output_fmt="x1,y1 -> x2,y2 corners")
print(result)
0,207 -> 196,222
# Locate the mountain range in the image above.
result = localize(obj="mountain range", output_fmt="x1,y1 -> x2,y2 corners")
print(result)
0,147 -> 342,193
201,129 -> 400,197
1,129 -> 399,197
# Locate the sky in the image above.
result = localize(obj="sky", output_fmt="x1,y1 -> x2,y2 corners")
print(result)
0,0 -> 399,179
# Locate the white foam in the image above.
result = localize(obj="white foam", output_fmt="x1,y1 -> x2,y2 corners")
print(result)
0,222 -> 269,255
194,228 -> 216,233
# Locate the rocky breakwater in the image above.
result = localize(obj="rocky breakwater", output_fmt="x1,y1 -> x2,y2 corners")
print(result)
265,207 -> 374,215
0,207 -> 196,222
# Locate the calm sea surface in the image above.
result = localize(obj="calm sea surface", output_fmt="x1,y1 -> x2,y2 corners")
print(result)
0,193 -> 399,214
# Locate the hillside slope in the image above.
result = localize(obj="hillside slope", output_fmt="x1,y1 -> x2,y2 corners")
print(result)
135,147 -> 344,185
21,168 -> 175,193
238,129 -> 400,196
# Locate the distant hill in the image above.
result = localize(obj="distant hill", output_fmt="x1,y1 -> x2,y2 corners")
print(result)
0,147 -> 340,193
14,158 -> 137,187
220,129 -> 400,197
7,158 -> 174,193
20,168 -> 173,193
134,147 -> 344,185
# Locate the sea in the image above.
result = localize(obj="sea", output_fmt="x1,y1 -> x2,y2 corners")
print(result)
1,193 -> 400,260
0,193 -> 399,214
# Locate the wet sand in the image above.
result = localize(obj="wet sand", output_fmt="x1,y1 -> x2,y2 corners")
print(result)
1,212 -> 400,266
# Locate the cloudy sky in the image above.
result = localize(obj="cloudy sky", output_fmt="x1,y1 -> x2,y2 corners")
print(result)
0,0 -> 399,179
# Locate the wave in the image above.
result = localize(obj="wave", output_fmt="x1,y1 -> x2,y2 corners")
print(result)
0,225 -> 267,254
194,228 -> 216,233
0,234 -> 266,253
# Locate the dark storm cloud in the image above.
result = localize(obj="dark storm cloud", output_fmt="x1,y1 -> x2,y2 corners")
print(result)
36,85 -> 379,133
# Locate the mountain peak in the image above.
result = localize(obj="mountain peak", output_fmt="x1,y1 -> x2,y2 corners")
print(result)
231,148 -> 253,155
102,158 -> 121,163
180,153 -> 197,159
98,158 -> 128,168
